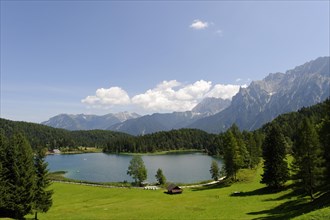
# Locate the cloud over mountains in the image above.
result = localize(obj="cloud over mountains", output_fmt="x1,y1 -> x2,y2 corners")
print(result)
82,80 -> 244,112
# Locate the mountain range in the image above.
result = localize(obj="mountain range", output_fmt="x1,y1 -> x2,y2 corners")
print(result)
42,112 -> 140,130
42,57 -> 330,135
188,56 -> 330,133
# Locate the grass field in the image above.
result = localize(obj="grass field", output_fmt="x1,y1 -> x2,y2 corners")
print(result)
26,166 -> 330,220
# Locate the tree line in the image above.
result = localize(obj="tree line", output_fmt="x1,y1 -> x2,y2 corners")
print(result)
0,132 -> 52,219
103,129 -> 217,153
0,118 -> 130,150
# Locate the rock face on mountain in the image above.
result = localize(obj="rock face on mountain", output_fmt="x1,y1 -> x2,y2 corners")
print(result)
192,97 -> 231,115
188,57 -> 330,133
41,112 -> 140,130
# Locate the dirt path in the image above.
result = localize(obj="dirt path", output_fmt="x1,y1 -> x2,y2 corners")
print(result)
180,176 -> 226,188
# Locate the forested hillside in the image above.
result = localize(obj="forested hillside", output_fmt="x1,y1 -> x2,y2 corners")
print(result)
0,118 -> 130,150
104,129 -> 217,153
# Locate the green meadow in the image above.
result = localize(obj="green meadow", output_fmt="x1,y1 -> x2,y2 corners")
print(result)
26,166 -> 330,220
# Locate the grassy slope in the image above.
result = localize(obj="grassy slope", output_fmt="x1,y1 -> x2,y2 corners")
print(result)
27,167 -> 330,220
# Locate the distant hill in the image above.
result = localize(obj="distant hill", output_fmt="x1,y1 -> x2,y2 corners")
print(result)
42,112 -> 140,130
108,97 -> 231,135
0,118 -> 130,149
107,111 -> 205,135
42,98 -> 230,135
188,57 -> 330,133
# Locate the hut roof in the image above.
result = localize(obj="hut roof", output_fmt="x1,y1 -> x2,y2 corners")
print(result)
167,184 -> 183,194
167,183 -> 179,191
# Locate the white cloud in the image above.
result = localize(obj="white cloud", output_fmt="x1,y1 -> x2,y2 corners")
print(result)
131,80 -> 212,112
81,86 -> 130,106
206,84 -> 242,100
190,19 -> 209,30
82,80 -> 243,113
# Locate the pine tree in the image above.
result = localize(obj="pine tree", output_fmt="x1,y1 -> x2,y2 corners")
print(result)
243,131 -> 261,168
261,124 -> 289,189
155,168 -> 166,185
0,133 -> 9,215
1,133 -> 36,219
319,100 -> 330,185
292,118 -> 324,200
223,131 -> 242,180
210,160 -> 220,181
33,149 -> 53,219
230,124 -> 250,168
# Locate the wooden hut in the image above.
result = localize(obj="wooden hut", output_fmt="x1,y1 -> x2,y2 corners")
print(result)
167,184 -> 183,194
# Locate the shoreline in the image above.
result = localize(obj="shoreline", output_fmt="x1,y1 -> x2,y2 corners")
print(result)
49,171 -> 224,188
47,149 -> 206,156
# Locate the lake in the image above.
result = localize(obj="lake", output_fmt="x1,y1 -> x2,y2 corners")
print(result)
46,152 -> 223,184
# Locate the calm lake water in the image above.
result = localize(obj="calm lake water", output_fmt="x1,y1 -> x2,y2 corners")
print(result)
46,153 -> 223,183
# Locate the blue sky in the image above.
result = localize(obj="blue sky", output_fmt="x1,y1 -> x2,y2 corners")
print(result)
1,1 -> 329,123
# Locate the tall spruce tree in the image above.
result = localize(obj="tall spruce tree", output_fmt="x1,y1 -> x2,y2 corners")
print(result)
229,124 -> 250,168
292,118 -> 324,200
261,124 -> 289,189
319,100 -> 330,185
223,131 -> 242,180
0,133 -> 9,215
1,133 -> 36,219
33,149 -> 53,219
243,131 -> 261,168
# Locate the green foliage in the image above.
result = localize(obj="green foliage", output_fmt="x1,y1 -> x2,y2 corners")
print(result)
223,130 -> 242,180
209,160 -> 220,181
243,131 -> 261,168
261,124 -> 289,189
155,168 -> 166,185
319,100 -> 330,183
33,149 -> 53,218
292,118 -> 325,200
229,124 -> 250,168
127,155 -> 147,185
0,132 -> 9,210
0,118 -> 130,150
0,133 -> 54,219
0,133 -> 36,219
104,128 -> 218,154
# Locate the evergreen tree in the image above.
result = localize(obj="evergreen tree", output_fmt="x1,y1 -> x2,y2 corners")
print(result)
127,155 -> 147,185
229,124 -> 250,168
155,168 -> 166,185
292,118 -> 324,200
319,100 -> 330,184
0,133 -> 36,219
223,131 -> 242,180
210,160 -> 220,181
0,133 -> 9,214
261,124 -> 289,189
33,149 -> 53,219
243,131 -> 261,168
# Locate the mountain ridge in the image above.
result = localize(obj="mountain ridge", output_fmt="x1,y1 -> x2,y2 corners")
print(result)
188,56 -> 330,133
